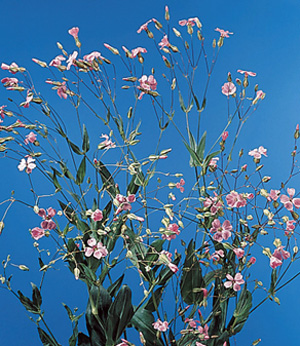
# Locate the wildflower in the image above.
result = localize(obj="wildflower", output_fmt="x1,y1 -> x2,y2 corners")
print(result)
210,249 -> 225,261
179,17 -> 202,28
18,156 -> 36,174
249,257 -> 256,265
176,178 -> 185,193
203,193 -> 223,215
114,194 -> 136,215
161,223 -> 180,241
152,319 -> 169,332
224,273 -> 244,291
252,90 -> 265,104
24,132 -> 37,145
233,248 -> 245,259
221,82 -> 236,96
49,55 -> 66,67
57,82 -> 68,99
222,131 -> 229,141
226,191 -> 247,208
68,27 -> 79,39
1,62 -> 19,74
38,207 -> 56,230
137,19 -> 152,33
215,28 -> 233,38
209,157 -> 219,168
158,35 -> 170,49
237,69 -> 257,77
280,188 -> 300,211
285,219 -> 296,235
210,219 -> 232,242
84,238 -> 108,259
270,246 -> 290,269
22,91 -> 33,108
66,51 -> 78,70
83,51 -> 103,62
198,324 -> 209,340
98,134 -> 116,150
138,75 -> 157,100
31,227 -> 45,240
1,77 -> 19,88
91,209 -> 103,222
0,105 -> 6,121
131,47 -> 147,58
248,146 -> 267,159
267,189 -> 280,202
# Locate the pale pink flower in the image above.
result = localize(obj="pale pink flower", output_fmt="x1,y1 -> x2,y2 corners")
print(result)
249,256 -> 256,264
209,157 -> 219,168
138,75 -> 157,100
83,51 -> 103,62
233,248 -> 245,259
226,191 -> 247,208
158,35 -> 170,49
203,194 -> 223,215
179,17 -> 201,28
91,209 -> 103,222
210,219 -> 232,242
152,319 -> 169,332
84,238 -> 108,259
210,249 -> 225,261
31,227 -> 45,240
1,62 -> 19,74
162,223 -> 180,241
57,82 -> 68,99
221,82 -> 236,96
18,156 -> 36,174
237,69 -> 257,77
49,55 -> 66,67
1,77 -> 19,88
197,324 -> 209,340
248,146 -> 267,159
0,105 -> 6,121
137,19 -> 152,33
99,134 -> 116,149
22,91 -> 33,108
68,27 -> 79,39
267,189 -> 280,202
168,262 -> 179,273
38,207 -> 56,230
280,188 -> 300,211
222,131 -> 229,141
185,318 -> 197,328
131,47 -> 147,58
285,219 -> 296,235
224,273 -> 244,291
24,132 -> 37,145
215,28 -> 233,38
270,246 -> 290,269
66,51 -> 78,70
241,164 -> 247,172
176,178 -> 185,193
115,194 -> 136,215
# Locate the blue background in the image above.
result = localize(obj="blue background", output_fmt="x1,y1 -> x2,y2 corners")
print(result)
1,0 -> 300,345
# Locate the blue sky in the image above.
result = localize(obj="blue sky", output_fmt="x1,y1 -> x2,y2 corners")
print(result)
1,0 -> 300,345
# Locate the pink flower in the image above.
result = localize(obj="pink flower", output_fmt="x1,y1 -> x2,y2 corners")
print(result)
38,207 -> 56,230
131,47 -> 147,58
185,318 -> 197,328
31,227 -> 45,240
84,238 -> 108,259
215,28 -> 233,38
168,262 -> 179,273
152,319 -> 169,332
270,246 -> 290,269
224,273 -> 244,291
197,324 -> 209,340
18,156 -> 36,174
280,188 -> 300,211
237,69 -> 257,77
210,249 -> 225,261
1,62 -> 19,74
209,157 -> 219,168
249,256 -> 256,264
267,189 -> 280,202
233,248 -> 245,259
91,209 -> 103,222
57,82 -> 68,99
1,77 -> 19,88
226,191 -> 247,208
241,164 -> 247,172
24,132 -> 37,145
138,75 -> 157,100
162,223 -> 180,241
22,91 -> 33,108
0,105 -> 6,121
221,82 -> 236,96
115,194 -> 136,215
210,219 -> 232,242
203,194 -> 223,215
222,131 -> 228,141
137,19 -> 152,33
83,51 -> 103,62
176,178 -> 185,193
99,134 -> 116,149
248,146 -> 267,159
49,55 -> 66,67
158,35 -> 170,49
179,17 -> 201,28
68,27 -> 79,39
285,219 -> 296,235
66,51 -> 78,70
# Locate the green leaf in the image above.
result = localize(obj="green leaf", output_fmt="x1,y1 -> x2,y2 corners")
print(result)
107,274 -> 125,298
31,282 -> 42,309
77,333 -> 91,346
144,287 -> 164,312
179,91 -> 186,112
196,131 -> 207,161
98,161 -> 118,198
180,240 -> 204,305
37,327 -> 57,346
183,141 -> 202,167
106,285 -> 134,344
76,157 -> 86,185
204,269 -> 222,286
82,124 -> 90,153
18,290 -> 40,314
186,99 -> 194,113
68,322 -> 78,346
68,140 -> 83,155
269,268 -> 277,296
79,263 -> 97,285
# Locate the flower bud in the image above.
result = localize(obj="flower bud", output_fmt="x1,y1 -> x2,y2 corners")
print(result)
18,265 -> 29,271
165,6 -> 170,21
173,27 -> 181,37
212,39 -> 216,48
74,267 -> 80,280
